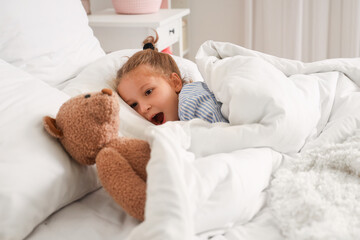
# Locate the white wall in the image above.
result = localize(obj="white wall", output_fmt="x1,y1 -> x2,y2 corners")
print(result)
89,0 -> 112,13
173,0 -> 244,60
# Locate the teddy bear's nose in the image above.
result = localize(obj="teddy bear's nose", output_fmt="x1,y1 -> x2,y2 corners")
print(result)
102,88 -> 113,96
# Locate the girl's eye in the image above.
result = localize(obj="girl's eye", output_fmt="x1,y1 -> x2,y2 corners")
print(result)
130,103 -> 137,108
145,89 -> 152,96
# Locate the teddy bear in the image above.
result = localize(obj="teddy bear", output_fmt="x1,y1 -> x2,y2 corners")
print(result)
43,88 -> 150,221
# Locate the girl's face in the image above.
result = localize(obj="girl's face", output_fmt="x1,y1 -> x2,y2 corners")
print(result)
117,64 -> 182,125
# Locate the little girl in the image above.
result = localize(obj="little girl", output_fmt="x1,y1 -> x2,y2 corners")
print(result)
114,33 -> 228,125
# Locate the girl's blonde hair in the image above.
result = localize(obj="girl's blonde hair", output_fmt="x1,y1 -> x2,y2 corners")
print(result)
114,32 -> 185,89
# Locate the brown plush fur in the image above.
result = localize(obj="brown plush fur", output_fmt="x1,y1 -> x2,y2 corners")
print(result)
43,88 -> 150,221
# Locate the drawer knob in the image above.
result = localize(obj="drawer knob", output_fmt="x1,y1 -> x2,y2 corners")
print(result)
169,28 -> 175,34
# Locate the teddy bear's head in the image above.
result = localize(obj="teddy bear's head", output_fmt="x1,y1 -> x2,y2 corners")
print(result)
43,88 -> 120,165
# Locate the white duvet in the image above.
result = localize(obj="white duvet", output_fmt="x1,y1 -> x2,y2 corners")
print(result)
125,41 -> 360,240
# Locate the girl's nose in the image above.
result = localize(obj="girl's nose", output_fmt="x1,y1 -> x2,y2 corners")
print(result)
139,103 -> 151,114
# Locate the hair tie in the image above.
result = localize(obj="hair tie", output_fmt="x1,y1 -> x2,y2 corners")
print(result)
143,42 -> 155,50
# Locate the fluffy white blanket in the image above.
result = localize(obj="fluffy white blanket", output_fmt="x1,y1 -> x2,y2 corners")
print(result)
269,129 -> 360,240
126,41 -> 360,240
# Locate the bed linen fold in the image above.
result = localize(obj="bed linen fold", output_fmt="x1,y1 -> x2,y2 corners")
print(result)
126,123 -> 282,239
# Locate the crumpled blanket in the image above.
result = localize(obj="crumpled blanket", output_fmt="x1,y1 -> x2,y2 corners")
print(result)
191,40 -> 360,157
126,41 -> 360,240
269,129 -> 360,240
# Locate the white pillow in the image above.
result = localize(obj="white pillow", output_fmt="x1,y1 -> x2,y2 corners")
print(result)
0,0 -> 105,87
63,50 -> 204,139
0,59 -> 101,240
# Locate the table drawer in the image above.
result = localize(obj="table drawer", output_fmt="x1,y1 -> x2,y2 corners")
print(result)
156,20 -> 181,50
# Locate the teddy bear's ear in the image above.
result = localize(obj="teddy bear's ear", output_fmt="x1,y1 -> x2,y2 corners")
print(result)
43,116 -> 63,138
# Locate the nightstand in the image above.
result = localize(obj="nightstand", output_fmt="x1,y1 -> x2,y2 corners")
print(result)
88,8 -> 190,57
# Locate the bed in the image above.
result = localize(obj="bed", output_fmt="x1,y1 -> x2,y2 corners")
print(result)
1,1 -> 360,240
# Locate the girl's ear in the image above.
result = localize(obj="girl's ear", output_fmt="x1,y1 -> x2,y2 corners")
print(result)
170,72 -> 182,93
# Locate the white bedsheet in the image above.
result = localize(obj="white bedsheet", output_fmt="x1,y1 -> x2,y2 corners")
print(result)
26,188 -> 138,240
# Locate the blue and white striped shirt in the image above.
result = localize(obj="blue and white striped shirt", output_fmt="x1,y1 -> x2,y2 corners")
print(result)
178,82 -> 228,123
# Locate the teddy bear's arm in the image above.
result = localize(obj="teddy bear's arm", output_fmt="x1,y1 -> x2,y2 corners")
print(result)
96,147 -> 146,221
108,138 -> 150,181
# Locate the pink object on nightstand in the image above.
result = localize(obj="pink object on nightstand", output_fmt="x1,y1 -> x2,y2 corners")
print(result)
112,0 -> 162,14
161,47 -> 173,55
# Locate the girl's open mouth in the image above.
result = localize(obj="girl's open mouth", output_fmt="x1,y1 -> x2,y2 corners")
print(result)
151,112 -> 165,125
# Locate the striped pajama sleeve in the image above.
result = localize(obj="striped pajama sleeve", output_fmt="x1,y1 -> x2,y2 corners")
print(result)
178,82 -> 228,123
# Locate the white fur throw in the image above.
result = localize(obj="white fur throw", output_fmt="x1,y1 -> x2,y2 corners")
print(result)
268,129 -> 360,240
